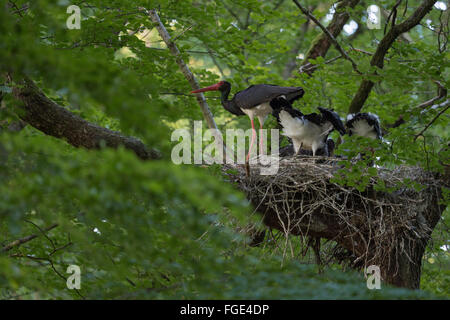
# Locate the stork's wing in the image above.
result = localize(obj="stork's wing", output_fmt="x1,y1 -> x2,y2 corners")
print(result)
318,107 -> 346,135
271,99 -> 304,125
269,96 -> 293,111
303,112 -> 322,126
233,84 -> 304,109
373,120 -> 382,139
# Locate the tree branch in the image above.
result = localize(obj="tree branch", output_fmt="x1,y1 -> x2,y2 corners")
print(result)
414,99 -> 450,140
282,4 -> 315,79
2,223 -> 59,252
147,9 -> 219,132
12,77 -> 161,160
415,81 -> 447,110
299,54 -> 343,74
147,8 -> 231,159
295,0 -> 361,76
387,83 -> 447,131
384,0 -> 403,34
348,0 -> 437,114
381,7 -> 414,43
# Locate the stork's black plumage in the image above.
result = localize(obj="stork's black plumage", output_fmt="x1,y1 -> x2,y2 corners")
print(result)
318,107 -> 346,136
231,83 -> 305,110
272,98 -> 346,156
346,112 -> 382,139
192,81 -> 304,115
192,81 -> 305,161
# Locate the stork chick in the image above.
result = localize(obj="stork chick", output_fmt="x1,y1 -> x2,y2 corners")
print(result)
346,112 -> 382,140
273,99 -> 346,156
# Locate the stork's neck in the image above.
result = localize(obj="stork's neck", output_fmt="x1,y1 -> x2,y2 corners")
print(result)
220,86 -> 241,115
220,86 -> 231,105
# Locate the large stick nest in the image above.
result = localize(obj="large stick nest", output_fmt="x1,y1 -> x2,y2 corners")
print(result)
224,156 -> 445,273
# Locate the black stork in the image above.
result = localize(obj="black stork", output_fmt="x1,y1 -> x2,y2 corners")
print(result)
191,81 -> 304,161
346,112 -> 382,140
271,98 -> 346,156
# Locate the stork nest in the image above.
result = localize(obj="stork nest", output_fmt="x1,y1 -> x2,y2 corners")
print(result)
223,156 -> 444,272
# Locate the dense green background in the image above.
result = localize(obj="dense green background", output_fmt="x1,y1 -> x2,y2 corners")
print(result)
0,0 -> 448,299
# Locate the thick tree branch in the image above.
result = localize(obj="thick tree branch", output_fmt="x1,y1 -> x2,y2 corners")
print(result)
295,0 -> 361,76
348,0 -> 437,114
12,77 -> 161,160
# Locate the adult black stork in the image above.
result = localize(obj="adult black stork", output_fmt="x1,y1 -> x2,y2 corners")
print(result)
191,81 -> 304,161
271,98 -> 346,156
346,113 -> 382,140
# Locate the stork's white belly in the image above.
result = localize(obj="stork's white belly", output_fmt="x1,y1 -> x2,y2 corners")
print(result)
241,102 -> 273,120
351,120 -> 377,139
279,110 -> 332,153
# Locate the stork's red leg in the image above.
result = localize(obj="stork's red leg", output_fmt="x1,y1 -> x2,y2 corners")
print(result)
259,121 -> 264,155
247,118 -> 256,162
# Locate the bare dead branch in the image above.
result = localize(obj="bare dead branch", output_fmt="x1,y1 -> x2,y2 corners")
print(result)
147,9 -> 219,131
25,219 -> 57,251
11,251 -> 85,299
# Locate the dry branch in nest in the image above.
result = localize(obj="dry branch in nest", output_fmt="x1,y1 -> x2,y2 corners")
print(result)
224,156 -> 445,288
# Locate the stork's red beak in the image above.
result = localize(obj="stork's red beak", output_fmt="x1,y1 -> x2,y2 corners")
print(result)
191,82 -> 222,93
